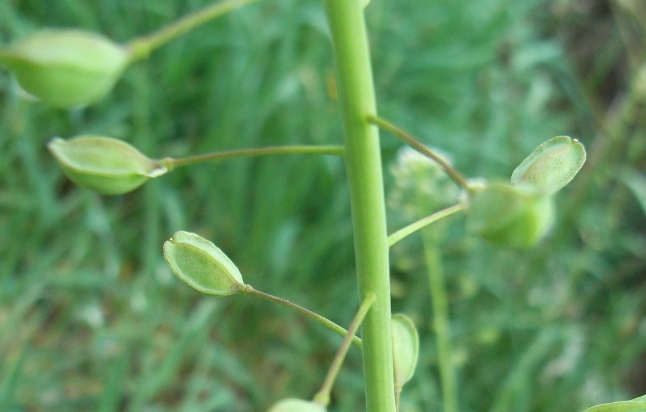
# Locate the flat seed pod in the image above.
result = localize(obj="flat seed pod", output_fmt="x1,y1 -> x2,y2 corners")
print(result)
392,314 -> 419,390
266,398 -> 327,412
511,136 -> 586,195
0,30 -> 129,108
48,136 -> 166,195
582,401 -> 646,412
163,231 -> 245,296
467,182 -> 555,249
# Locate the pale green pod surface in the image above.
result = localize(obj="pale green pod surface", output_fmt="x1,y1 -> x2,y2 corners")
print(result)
266,398 -> 327,412
48,136 -> 166,195
0,30 -> 128,108
582,401 -> 646,412
392,314 -> 419,389
511,136 -> 586,195
163,231 -> 245,296
467,182 -> 555,249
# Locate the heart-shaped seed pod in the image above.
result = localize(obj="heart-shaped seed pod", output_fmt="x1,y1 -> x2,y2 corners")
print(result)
48,136 -> 166,195
392,314 -> 419,391
266,399 -> 327,412
511,136 -> 586,195
164,231 -> 245,296
0,30 -> 129,108
467,182 -> 555,249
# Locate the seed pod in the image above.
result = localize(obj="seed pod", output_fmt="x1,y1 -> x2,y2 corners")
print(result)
392,314 -> 419,390
163,231 -> 245,296
266,399 -> 327,412
511,136 -> 586,195
582,400 -> 646,412
48,136 -> 166,195
0,30 -> 129,108
467,182 -> 555,249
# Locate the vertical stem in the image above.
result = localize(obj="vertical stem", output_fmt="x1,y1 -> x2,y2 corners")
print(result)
422,228 -> 458,412
323,2 -> 396,411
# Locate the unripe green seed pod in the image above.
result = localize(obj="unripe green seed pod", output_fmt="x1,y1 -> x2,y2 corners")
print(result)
163,231 -> 245,296
266,399 -> 327,412
0,30 -> 129,108
511,136 -> 586,195
582,400 -> 646,412
467,183 -> 555,249
48,136 -> 166,195
392,314 -> 419,390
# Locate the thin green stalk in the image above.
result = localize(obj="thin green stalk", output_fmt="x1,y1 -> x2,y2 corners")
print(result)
422,227 -> 457,412
242,285 -> 362,349
313,293 -> 376,407
323,1 -> 396,411
160,145 -> 344,171
126,0 -> 260,62
367,115 -> 472,193
388,203 -> 466,247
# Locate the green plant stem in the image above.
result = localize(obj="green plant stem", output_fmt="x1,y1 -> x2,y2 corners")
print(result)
422,222 -> 457,412
160,145 -> 344,171
388,203 -> 467,247
126,0 -> 260,62
242,285 -> 362,349
313,293 -> 376,407
367,114 -> 472,193
323,1 -> 396,411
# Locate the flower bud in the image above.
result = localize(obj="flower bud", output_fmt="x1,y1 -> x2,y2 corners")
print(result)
467,183 -> 555,248
48,136 -> 166,195
511,136 -> 586,195
266,399 -> 327,412
0,30 -> 129,108
392,314 -> 419,390
163,231 -> 245,296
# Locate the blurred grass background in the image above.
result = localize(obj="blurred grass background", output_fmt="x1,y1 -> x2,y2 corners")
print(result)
1,0 -> 645,411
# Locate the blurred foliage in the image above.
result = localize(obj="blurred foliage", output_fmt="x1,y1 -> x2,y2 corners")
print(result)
0,0 -> 645,411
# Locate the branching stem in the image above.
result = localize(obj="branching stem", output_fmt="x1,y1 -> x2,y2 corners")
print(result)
313,293 -> 376,407
242,285 -> 362,349
367,114 -> 472,193
388,203 -> 467,247
127,0 -> 260,62
160,145 -> 344,171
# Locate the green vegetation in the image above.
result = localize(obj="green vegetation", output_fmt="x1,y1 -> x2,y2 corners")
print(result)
1,0 -> 645,411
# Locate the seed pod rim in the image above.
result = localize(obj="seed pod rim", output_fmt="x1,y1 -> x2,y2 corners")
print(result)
266,398 -> 327,412
163,231 -> 245,296
391,313 -> 419,389
511,135 -> 586,195
0,29 -> 129,107
1,29 -> 128,73
48,136 -> 165,179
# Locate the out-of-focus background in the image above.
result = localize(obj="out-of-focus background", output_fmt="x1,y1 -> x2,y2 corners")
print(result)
1,0 -> 645,411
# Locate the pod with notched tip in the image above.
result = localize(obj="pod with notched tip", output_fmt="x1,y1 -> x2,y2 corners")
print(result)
266,398 -> 327,412
511,136 -> 586,195
163,231 -> 245,296
467,182 -> 555,249
0,30 -> 129,108
48,136 -> 167,195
